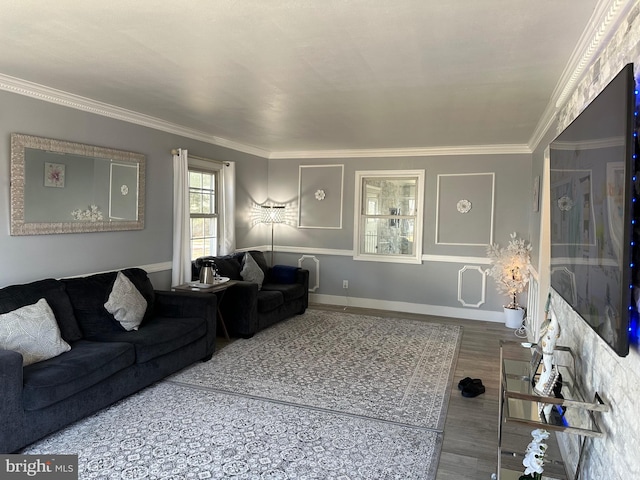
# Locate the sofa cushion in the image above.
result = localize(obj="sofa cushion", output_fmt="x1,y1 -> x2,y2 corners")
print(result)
22,340 -> 134,411
121,268 -> 156,324
269,265 -> 299,284
104,272 -> 147,331
247,251 -> 269,276
256,290 -> 284,313
0,278 -> 82,343
261,283 -> 306,303
241,252 -> 265,289
86,316 -> 206,364
62,269 -> 155,337
0,298 -> 71,366
62,272 -> 125,336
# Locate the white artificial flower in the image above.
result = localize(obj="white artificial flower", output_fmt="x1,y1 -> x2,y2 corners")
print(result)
486,232 -> 532,307
523,452 -> 545,475
531,429 -> 550,442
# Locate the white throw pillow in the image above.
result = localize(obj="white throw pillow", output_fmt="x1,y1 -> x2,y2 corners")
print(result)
0,298 -> 71,366
104,271 -> 148,331
240,252 -> 265,290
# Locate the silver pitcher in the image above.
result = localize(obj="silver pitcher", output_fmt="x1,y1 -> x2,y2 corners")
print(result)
199,259 -> 217,285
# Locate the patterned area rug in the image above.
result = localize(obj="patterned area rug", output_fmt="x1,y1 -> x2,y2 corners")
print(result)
23,383 -> 443,479
171,309 -> 462,431
22,309 -> 462,479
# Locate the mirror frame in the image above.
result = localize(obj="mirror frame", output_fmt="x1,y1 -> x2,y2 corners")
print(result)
10,133 -> 145,235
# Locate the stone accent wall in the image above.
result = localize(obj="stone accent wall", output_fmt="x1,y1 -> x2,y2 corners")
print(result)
552,4 -> 640,477
551,290 -> 640,478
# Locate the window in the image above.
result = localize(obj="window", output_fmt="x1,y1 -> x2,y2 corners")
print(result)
189,169 -> 218,260
354,170 -> 424,263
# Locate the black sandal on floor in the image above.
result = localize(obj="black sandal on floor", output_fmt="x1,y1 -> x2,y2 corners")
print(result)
461,382 -> 486,398
458,377 -> 483,390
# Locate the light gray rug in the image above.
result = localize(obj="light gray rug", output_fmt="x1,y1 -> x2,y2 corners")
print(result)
22,309 -> 462,479
24,383 -> 443,479
171,309 -> 462,431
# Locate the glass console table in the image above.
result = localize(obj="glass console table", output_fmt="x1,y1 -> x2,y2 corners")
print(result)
493,341 -> 608,480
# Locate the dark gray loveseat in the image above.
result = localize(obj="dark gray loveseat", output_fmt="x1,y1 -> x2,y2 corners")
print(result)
0,268 -> 216,453
193,251 -> 309,338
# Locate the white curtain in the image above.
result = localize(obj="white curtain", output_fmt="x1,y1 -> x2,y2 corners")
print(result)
171,149 -> 191,286
219,161 -> 236,255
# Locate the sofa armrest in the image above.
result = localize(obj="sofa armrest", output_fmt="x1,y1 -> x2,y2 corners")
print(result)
0,349 -> 26,453
153,290 -> 217,356
267,266 -> 309,310
221,281 -> 258,337
296,269 -> 310,310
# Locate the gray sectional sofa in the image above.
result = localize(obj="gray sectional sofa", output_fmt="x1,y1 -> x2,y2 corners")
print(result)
192,251 -> 309,338
0,268 -> 216,453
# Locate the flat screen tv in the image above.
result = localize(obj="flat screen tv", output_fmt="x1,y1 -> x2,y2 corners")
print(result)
549,63 -> 638,357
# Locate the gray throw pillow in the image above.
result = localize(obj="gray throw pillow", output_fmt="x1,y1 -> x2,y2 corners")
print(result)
104,271 -> 148,331
241,252 -> 265,290
0,298 -> 71,366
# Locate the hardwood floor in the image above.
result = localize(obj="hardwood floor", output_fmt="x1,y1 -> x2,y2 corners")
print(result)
216,304 -> 535,479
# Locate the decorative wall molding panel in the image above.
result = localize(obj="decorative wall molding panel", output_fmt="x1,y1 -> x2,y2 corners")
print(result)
526,273 -> 540,341
435,173 -> 495,245
298,255 -> 320,292
298,165 -> 344,229
457,265 -> 487,308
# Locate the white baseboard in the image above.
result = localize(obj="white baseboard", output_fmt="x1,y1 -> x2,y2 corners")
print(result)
309,293 -> 505,323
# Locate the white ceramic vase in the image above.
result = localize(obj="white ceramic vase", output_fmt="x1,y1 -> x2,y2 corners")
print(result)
503,306 -> 524,328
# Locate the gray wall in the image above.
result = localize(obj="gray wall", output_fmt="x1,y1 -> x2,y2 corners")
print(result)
0,90 -> 265,288
268,153 -> 532,319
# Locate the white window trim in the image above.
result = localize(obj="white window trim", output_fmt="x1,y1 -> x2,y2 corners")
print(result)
188,160 -> 221,259
353,170 -> 425,264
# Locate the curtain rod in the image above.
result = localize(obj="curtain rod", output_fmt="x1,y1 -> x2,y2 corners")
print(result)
171,149 -> 230,166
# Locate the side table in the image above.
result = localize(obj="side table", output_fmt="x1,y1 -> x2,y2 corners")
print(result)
172,279 -> 238,340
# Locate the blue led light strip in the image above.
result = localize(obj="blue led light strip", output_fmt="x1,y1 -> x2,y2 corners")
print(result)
630,81 -> 640,342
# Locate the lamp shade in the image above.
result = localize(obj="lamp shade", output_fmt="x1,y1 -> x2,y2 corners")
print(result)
261,205 -> 285,223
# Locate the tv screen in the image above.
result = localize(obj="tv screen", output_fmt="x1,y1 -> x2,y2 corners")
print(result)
549,63 -> 637,357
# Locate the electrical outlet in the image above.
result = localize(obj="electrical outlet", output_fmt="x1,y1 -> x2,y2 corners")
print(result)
343,280 -> 349,289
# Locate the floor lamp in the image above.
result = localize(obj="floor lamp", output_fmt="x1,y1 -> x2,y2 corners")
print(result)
261,205 -> 285,265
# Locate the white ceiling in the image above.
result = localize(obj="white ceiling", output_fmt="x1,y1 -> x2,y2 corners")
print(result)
0,1 -> 632,158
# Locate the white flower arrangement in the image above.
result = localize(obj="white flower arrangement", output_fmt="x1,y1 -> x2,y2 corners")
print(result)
520,429 -> 549,479
486,232 -> 532,309
71,205 -> 103,222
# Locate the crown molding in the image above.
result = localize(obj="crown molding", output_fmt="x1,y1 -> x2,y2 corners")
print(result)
0,73 -> 271,159
529,0 -> 635,151
269,143 -> 531,160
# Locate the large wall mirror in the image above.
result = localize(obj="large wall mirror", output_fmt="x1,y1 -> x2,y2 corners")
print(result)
10,133 -> 145,235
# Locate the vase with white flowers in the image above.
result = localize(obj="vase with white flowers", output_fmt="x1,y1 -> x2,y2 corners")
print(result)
519,428 -> 549,480
486,232 -> 532,328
